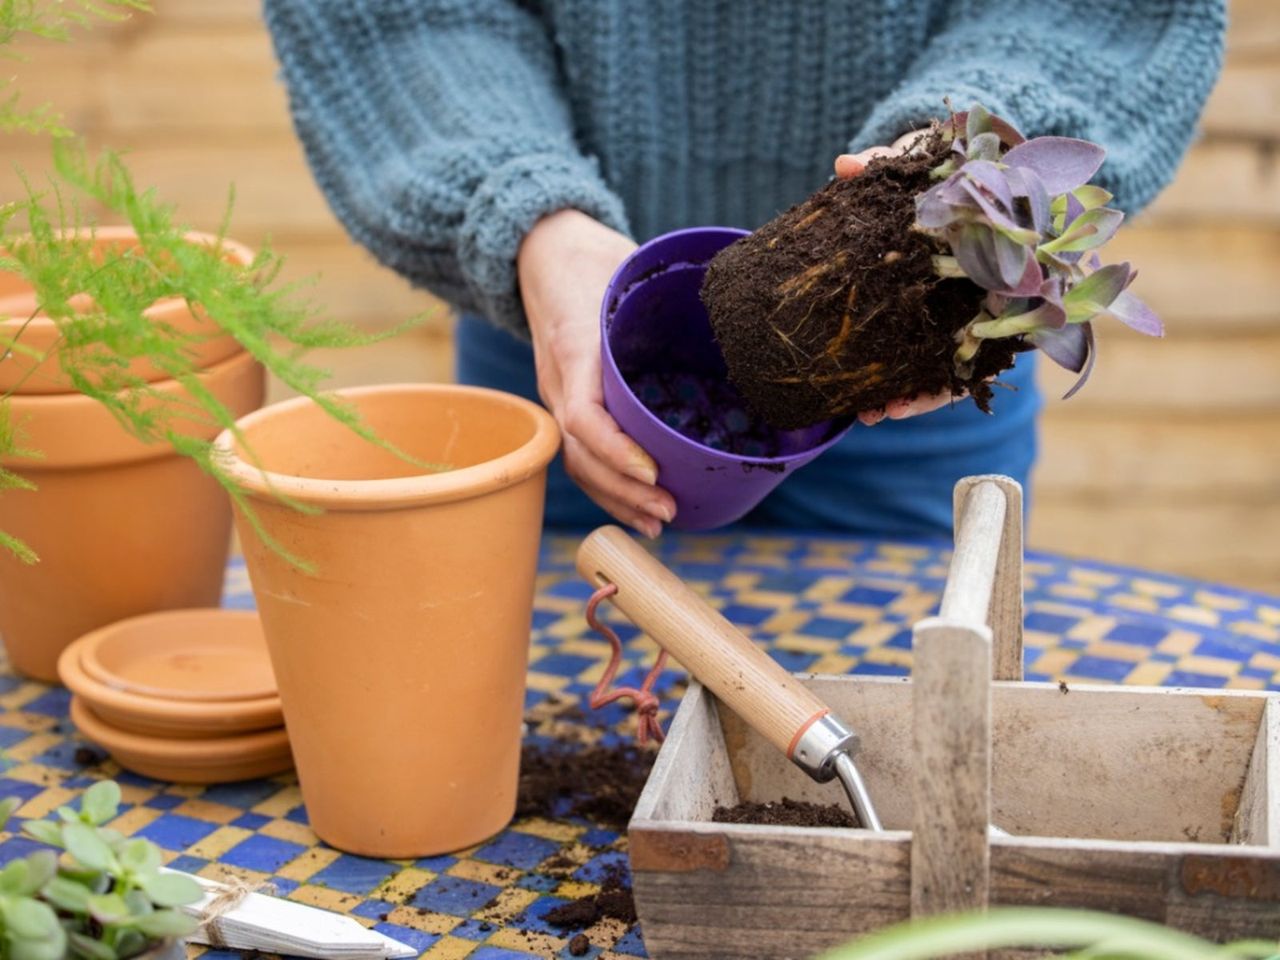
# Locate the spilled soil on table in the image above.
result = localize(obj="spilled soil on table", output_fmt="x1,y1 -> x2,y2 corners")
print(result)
511,693 -> 663,952
544,862 -> 639,930
516,695 -> 658,830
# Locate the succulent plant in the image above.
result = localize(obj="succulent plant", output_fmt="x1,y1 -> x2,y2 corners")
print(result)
0,781 -> 201,959
915,103 -> 1163,398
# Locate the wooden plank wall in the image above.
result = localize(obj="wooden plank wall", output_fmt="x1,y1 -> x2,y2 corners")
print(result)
1034,0 -> 1280,590
2,1 -> 1277,590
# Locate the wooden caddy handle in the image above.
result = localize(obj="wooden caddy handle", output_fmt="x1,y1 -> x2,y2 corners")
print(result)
910,475 -> 1024,946
577,525 -> 831,760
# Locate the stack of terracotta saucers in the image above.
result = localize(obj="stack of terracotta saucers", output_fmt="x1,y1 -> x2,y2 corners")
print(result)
58,609 -> 292,783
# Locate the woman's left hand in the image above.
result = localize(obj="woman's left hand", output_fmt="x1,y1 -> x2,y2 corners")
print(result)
833,129 -> 970,427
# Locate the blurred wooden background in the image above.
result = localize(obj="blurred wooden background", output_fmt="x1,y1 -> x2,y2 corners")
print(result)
2,1 -> 1277,589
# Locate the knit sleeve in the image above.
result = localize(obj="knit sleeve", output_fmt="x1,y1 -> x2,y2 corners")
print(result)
847,0 -> 1225,214
262,0 -> 631,334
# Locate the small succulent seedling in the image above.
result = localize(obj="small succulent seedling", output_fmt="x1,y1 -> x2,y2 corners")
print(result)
916,104 -> 1162,398
0,780 -> 201,959
701,102 -> 1161,430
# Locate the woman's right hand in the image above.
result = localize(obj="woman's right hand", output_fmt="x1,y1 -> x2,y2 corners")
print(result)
517,209 -> 677,539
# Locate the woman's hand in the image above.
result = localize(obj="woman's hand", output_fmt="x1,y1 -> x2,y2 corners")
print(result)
834,129 -> 968,426
518,209 -> 677,539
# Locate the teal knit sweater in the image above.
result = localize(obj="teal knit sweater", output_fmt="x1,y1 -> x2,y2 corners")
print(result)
263,0 -> 1224,334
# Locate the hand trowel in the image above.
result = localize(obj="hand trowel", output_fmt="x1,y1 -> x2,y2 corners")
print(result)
577,525 -> 884,831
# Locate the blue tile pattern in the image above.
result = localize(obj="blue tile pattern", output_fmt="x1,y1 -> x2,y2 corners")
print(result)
0,533 -> 1273,958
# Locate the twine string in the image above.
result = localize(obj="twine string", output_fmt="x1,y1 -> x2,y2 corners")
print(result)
196,876 -> 275,948
585,583 -> 668,745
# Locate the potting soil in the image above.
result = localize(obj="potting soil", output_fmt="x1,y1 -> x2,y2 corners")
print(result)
623,370 -> 781,457
712,796 -> 859,828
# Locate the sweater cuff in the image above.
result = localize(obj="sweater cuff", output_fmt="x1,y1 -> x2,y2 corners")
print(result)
458,152 -> 631,335
848,83 -> 1016,154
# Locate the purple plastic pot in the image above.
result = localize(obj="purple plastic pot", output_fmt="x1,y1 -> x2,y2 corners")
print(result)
601,227 -> 853,531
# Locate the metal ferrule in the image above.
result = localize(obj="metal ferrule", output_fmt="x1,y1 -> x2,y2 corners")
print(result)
790,713 -> 859,782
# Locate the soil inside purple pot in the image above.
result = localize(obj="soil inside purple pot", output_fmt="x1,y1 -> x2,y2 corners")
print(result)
623,368 -> 781,458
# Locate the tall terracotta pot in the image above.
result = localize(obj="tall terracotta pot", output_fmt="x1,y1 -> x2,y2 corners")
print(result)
215,384 -> 559,857
0,349 -> 266,681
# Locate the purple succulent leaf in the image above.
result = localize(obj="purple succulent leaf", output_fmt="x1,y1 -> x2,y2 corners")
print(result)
993,230 -> 1032,289
1003,136 -> 1107,195
1106,289 -> 1164,337
1027,321 -> 1087,373
1087,252 -> 1102,270
962,160 -> 1015,212
1062,321 -> 1097,399
1037,247 -> 1080,275
916,173 -> 987,229
1040,275 -> 1065,307
934,172 -> 975,203
966,103 -> 993,143
1039,209 -> 1119,256
1001,248 -> 1045,297
1053,207 -> 1125,253
916,172 -> 972,225
1040,298 -> 1068,329
973,298 -> 1066,338
1015,296 -> 1067,330
1072,184 -> 1113,211
949,223 -> 1007,291
916,190 -> 962,230
959,179 -> 1030,237
1064,193 -> 1086,227
945,107 -> 1027,147
1064,262 -> 1131,320
1005,166 -> 1051,235
967,131 -> 1002,162
990,113 -> 1027,147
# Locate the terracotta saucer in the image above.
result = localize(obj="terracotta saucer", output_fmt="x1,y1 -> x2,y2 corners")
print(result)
70,696 -> 292,784
58,640 -> 283,739
78,609 -> 277,703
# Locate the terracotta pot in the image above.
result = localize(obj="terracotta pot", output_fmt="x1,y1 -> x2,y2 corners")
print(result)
0,227 -> 252,395
216,384 -> 559,857
58,640 -> 283,738
0,349 -> 266,681
70,696 -> 292,784
77,608 -> 276,703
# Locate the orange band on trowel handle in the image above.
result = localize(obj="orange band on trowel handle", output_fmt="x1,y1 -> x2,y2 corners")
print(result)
787,708 -> 831,760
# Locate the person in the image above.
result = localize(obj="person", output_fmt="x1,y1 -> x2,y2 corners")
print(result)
262,0 -> 1224,540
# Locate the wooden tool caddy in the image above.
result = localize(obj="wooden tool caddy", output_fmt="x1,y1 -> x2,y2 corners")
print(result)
627,477 -> 1280,959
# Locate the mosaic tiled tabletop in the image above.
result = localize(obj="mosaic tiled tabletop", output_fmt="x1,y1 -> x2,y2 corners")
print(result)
2,531 -> 1279,960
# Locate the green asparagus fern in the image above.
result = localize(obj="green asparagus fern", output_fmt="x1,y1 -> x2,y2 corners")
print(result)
0,1 -> 427,568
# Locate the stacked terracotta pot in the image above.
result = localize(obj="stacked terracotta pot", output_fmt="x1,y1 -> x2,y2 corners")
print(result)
57,608 -> 292,782
0,228 -> 266,682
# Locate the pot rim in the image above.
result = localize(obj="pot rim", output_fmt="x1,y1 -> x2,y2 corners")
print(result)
2,348 -> 263,469
69,696 -> 289,763
214,383 -> 561,511
0,226 -> 255,331
58,639 -> 283,729
78,608 -> 276,704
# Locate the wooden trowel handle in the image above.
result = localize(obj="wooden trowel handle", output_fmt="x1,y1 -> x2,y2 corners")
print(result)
577,525 -> 832,760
